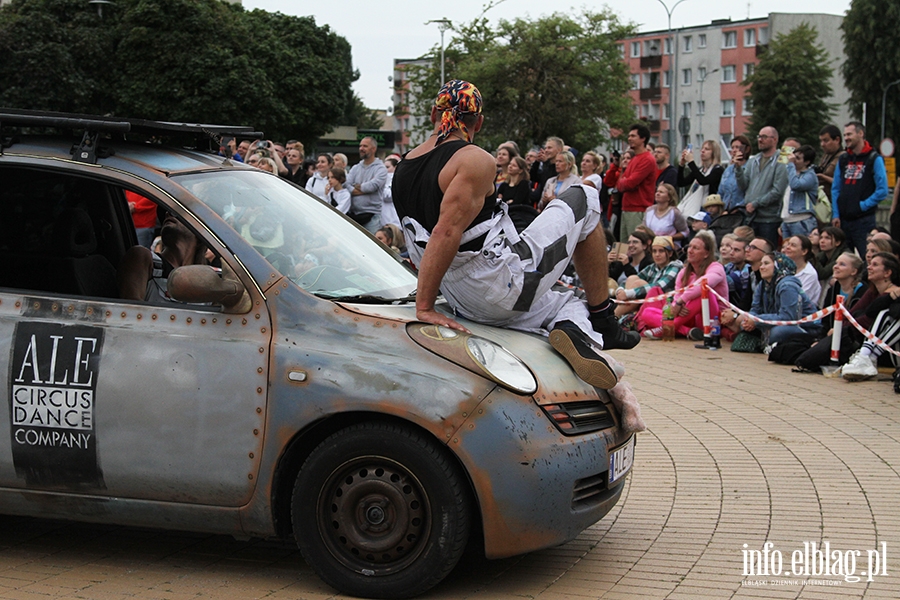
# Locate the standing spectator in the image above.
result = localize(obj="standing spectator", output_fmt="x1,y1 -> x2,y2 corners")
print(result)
126,191 -> 157,249
497,156 -> 531,206
604,149 -> 633,239
282,147 -> 307,186
720,135 -> 750,211
324,168 -> 351,214
494,146 -> 517,189
529,137 -> 564,205
236,140 -> 251,161
735,126 -> 788,248
614,124 -> 657,240
346,137 -> 388,234
381,156 -> 400,226
677,140 -> 724,216
524,149 -> 540,170
643,183 -> 688,243
816,125 -> 845,202
305,153 -> 334,201
832,121 -> 889,258
781,144 -> 819,237
540,151 -> 581,209
581,151 -> 604,190
654,144 -> 678,188
333,153 -> 348,170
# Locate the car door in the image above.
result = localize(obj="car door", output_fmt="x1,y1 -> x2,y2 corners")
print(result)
0,166 -> 271,507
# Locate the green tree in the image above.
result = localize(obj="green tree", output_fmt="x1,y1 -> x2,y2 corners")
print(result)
841,0 -> 900,141
406,10 -> 636,152
0,0 -> 358,146
742,23 -> 834,147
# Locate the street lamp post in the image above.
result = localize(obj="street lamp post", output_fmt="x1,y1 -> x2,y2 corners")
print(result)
698,67 -> 718,145
657,0 -> 689,148
426,19 -> 453,85
881,78 -> 900,143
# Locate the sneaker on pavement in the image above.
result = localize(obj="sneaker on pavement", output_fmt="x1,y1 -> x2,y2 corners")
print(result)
842,350 -> 877,381
641,327 -> 663,340
589,311 -> 641,350
687,327 -> 705,341
549,321 -> 618,389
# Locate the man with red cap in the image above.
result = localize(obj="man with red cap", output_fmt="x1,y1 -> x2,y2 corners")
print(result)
392,81 -> 642,399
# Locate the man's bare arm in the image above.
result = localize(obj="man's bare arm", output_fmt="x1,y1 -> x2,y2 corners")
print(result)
117,245 -> 153,301
415,148 -> 496,331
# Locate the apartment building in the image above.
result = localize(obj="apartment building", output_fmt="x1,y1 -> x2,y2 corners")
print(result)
619,12 -> 849,151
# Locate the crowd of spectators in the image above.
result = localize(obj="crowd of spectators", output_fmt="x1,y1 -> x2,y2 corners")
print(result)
204,117 -> 900,393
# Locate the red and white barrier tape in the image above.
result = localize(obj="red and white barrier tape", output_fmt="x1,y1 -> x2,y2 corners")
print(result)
837,304 -> 900,358
612,277 -> 707,305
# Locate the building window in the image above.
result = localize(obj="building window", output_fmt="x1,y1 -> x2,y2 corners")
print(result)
684,36 -> 692,53
743,63 -> 755,79
682,68 -> 692,86
645,39 -> 662,56
697,101 -> 706,116
760,27 -> 769,44
617,43 -> 625,57
640,104 -> 648,118
743,98 -> 753,115
682,102 -> 692,117
722,100 -> 735,116
649,103 -> 660,120
663,70 -> 671,88
664,38 -> 673,55
698,66 -> 707,80
696,134 -> 704,147
631,74 -> 640,90
722,65 -> 736,83
663,104 -> 670,120
634,105 -> 642,119
698,34 -> 707,48
723,31 -> 737,48
745,29 -> 756,47
631,41 -> 641,57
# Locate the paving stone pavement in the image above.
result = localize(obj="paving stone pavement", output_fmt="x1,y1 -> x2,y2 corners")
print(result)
0,338 -> 897,599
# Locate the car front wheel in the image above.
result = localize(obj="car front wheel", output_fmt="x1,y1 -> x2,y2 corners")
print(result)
292,422 -> 470,598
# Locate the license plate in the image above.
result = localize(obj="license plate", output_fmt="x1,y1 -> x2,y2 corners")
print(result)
608,435 -> 635,484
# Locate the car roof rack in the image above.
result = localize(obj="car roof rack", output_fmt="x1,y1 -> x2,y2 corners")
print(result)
0,108 -> 264,164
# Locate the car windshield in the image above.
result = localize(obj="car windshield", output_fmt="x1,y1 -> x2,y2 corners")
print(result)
175,170 -> 417,301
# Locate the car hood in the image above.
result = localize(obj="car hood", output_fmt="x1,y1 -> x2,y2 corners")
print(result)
336,301 -> 607,406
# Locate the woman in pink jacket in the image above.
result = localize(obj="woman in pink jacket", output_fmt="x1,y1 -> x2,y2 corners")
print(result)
637,230 -> 728,339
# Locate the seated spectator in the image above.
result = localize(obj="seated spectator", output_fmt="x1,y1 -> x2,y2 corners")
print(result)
614,235 -> 684,317
814,226 -> 847,278
723,236 -> 751,307
497,156 -> 532,206
797,252 -> 900,371
821,252 -> 867,331
324,168 -> 351,214
842,253 -> 900,382
808,227 -> 820,252
609,229 -> 653,283
736,252 -> 820,346
306,153 -> 334,201
781,234 -> 821,303
719,233 -> 736,264
643,183 -> 688,243
866,238 -> 894,265
733,225 -> 755,244
637,231 -> 727,340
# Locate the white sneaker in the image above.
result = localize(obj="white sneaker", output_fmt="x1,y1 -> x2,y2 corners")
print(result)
842,351 -> 877,381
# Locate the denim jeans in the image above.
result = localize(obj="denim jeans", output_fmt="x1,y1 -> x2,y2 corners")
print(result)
752,221 -> 781,249
781,216 -> 818,238
840,213 -> 876,259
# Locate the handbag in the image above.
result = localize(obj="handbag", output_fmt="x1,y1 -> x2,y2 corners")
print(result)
814,186 -> 832,223
730,331 -> 763,353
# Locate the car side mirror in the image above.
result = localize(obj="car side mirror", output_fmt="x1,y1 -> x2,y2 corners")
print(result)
167,264 -> 252,314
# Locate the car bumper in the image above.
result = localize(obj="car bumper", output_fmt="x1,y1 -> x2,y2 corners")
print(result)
449,385 -> 630,559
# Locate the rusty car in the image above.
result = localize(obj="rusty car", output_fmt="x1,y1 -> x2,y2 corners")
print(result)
0,109 -> 634,598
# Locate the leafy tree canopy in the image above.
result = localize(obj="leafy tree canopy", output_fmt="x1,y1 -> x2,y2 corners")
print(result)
841,0 -> 900,142
406,9 -> 636,152
0,0 -> 358,145
742,23 -> 834,148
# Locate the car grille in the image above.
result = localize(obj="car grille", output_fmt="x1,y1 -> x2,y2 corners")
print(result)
572,471 -> 607,508
541,401 -> 615,435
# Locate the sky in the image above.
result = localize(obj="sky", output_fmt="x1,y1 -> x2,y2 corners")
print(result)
243,0 -> 851,112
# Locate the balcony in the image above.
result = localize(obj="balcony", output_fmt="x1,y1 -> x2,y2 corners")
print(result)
640,54 -> 663,69
646,120 -> 661,132
639,86 -> 661,100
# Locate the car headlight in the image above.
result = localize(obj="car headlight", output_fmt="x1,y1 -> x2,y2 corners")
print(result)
407,324 -> 537,395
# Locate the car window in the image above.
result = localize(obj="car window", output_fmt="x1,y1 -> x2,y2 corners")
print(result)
176,171 -> 418,301
0,167 -> 127,299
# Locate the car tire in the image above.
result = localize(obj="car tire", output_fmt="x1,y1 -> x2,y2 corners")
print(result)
291,422 -> 470,599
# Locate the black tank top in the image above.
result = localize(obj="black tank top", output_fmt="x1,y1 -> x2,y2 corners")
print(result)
392,140 -> 496,252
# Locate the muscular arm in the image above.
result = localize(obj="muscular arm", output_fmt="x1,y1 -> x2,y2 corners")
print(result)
416,148 -> 497,331
117,245 -> 153,301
